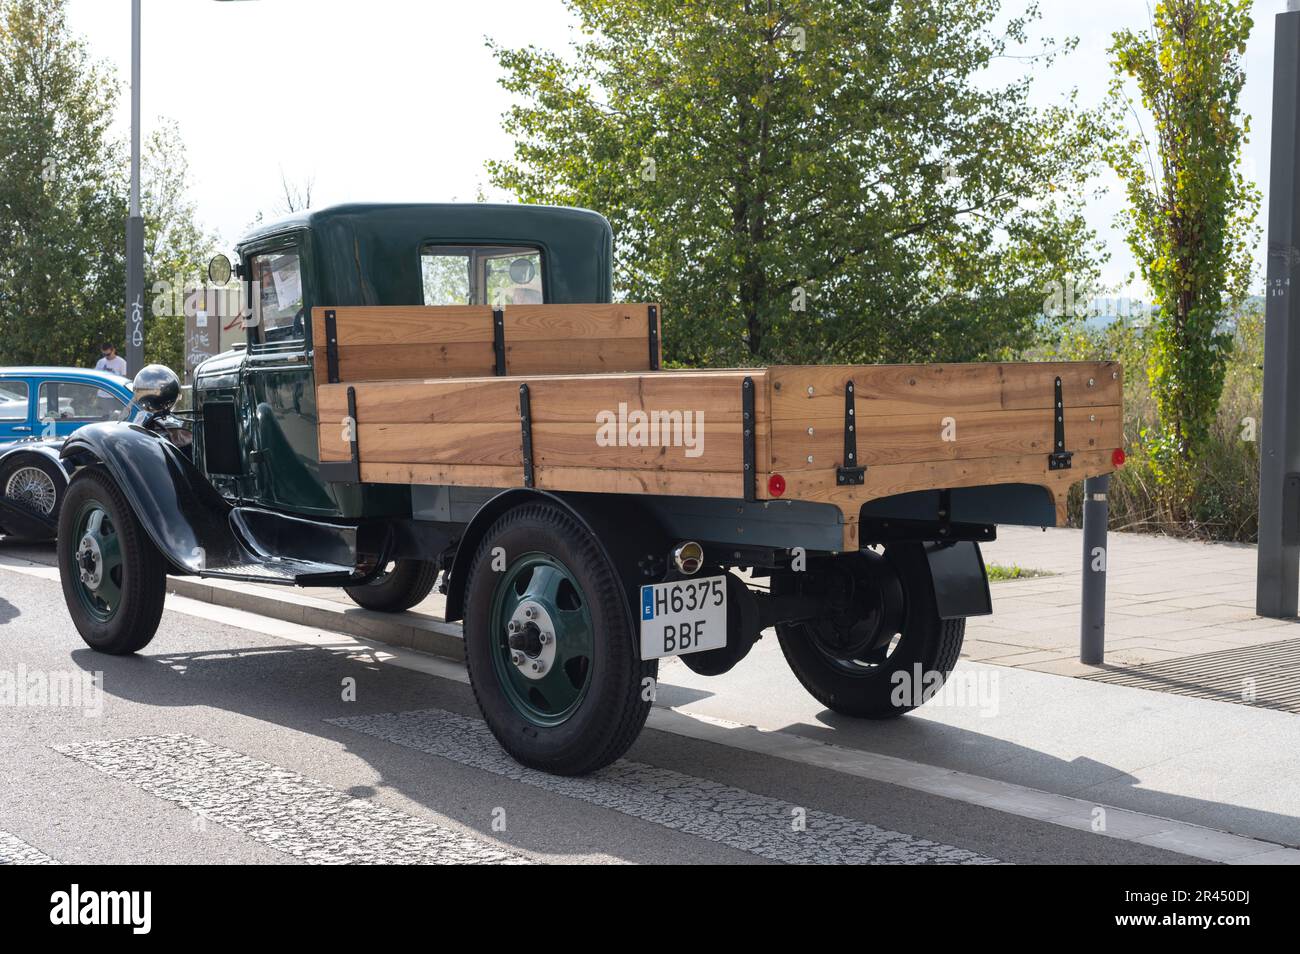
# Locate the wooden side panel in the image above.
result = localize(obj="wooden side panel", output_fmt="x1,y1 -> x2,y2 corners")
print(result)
318,369 -> 766,499
310,303 -> 661,382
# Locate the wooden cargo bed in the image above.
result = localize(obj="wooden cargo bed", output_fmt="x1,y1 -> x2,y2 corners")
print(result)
311,305 -> 1122,549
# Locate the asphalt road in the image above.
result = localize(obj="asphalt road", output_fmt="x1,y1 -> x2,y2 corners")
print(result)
0,557 -> 1219,866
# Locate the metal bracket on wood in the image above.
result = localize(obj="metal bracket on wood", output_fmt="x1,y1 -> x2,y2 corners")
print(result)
742,376 -> 756,501
320,384 -> 361,483
492,308 -> 506,376
519,382 -> 535,488
836,379 -> 865,485
324,309 -> 340,384
1048,375 -> 1073,471
648,304 -> 661,371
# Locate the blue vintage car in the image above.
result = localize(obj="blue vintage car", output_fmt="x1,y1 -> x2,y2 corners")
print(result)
0,367 -> 135,537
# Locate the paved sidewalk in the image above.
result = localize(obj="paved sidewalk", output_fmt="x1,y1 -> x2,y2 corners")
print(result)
973,527 -> 1295,677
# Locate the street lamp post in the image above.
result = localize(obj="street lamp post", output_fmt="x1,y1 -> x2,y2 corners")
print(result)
125,0 -> 144,375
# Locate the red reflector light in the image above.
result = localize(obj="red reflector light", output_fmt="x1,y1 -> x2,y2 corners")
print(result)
768,474 -> 786,497
1112,448 -> 1126,468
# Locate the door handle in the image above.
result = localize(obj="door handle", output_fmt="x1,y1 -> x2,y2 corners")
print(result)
12,426 -> 32,432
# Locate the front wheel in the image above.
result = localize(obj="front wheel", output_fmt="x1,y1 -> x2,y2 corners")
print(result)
57,468 -> 167,655
463,502 -> 655,775
774,543 -> 966,718
0,454 -> 65,532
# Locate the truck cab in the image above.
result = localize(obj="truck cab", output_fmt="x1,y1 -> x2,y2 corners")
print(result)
192,203 -> 614,520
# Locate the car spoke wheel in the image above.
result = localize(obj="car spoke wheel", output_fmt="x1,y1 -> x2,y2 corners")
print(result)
5,465 -> 58,515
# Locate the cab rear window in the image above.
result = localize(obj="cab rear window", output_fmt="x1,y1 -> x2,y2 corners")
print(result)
420,245 -> 543,307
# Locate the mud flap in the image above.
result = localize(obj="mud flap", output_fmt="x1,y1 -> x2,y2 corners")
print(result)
924,540 -> 992,619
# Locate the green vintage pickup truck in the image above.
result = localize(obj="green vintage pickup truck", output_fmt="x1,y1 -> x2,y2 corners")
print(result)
56,203 -> 1122,776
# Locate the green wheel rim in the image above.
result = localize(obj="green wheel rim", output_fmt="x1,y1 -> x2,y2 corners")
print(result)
69,499 -> 123,624
488,552 -> 595,726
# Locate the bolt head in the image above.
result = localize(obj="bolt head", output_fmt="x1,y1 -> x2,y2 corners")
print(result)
539,632 -> 551,644
531,661 -> 544,673
511,651 -> 524,666
507,619 -> 519,633
524,606 -> 536,619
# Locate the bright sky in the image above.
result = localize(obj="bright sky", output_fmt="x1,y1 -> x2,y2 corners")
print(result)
65,0 -> 1292,297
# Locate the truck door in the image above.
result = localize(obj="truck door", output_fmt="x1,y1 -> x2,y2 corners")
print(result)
243,240 -> 336,515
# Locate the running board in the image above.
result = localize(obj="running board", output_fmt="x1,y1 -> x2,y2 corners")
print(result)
193,506 -> 389,587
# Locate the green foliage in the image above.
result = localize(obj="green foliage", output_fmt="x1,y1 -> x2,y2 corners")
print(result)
488,0 -> 1104,367
1104,0 -> 1260,496
1035,301 -> 1263,542
0,0 -> 213,376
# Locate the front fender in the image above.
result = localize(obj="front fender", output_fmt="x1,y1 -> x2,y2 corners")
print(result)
0,440 -> 72,480
61,422 -> 241,574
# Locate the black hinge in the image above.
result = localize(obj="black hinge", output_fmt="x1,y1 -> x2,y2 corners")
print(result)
320,385 -> 361,483
324,309 -> 340,383
742,376 -> 756,501
493,308 -> 506,376
519,382 -> 535,488
648,304 -> 660,371
836,379 -> 866,485
1048,375 -> 1073,471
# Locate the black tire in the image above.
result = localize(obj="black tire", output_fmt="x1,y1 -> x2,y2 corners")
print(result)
343,559 -> 439,612
463,502 -> 655,775
0,454 -> 66,528
775,542 -> 966,718
57,467 -> 167,655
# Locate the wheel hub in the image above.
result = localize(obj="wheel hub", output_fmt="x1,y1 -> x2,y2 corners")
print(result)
506,599 -> 556,680
77,534 -> 103,588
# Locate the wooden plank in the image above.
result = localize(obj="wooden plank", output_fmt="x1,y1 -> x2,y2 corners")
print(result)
502,303 -> 654,341
321,421 -> 740,472
337,342 -> 496,381
768,362 -> 1119,421
766,448 -> 1115,508
357,461 -> 740,498
770,405 -> 1123,470
1000,361 -> 1122,410
505,337 -> 650,375
317,371 -> 764,425
310,306 -> 494,347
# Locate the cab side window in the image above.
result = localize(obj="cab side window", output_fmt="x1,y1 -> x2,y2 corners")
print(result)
249,249 -> 304,342
420,245 -> 543,306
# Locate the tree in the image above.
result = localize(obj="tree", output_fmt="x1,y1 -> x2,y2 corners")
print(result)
487,0 -> 1104,367
1105,0 -> 1260,491
0,0 -> 214,375
0,0 -> 123,367
142,120 -> 218,374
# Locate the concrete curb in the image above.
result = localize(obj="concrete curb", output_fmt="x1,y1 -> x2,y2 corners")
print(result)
165,576 -> 466,663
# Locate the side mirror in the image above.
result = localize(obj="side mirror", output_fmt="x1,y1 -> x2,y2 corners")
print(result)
208,253 -> 233,285
509,257 -> 536,284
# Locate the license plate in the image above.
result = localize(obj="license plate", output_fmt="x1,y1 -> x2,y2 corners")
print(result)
639,575 -> 727,660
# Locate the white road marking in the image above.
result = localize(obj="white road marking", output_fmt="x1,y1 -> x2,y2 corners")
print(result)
6,556 -> 1294,864
53,734 -> 527,865
330,708 -> 1000,865
0,830 -> 57,864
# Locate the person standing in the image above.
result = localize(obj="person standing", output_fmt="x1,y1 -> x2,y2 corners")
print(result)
95,342 -> 128,377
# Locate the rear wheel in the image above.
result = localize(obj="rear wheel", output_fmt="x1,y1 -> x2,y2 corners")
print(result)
57,468 -> 167,655
344,559 -> 439,612
774,543 -> 965,718
463,502 -> 654,775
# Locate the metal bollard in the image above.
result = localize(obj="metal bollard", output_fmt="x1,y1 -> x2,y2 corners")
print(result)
1080,474 -> 1110,665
